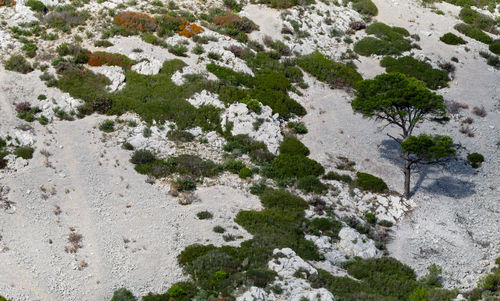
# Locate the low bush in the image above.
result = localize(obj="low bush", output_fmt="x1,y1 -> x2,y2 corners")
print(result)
167,129 -> 194,143
351,0 -> 378,16
355,172 -> 388,193
133,154 -> 222,179
197,211 -> 213,219
354,23 -> 413,56
169,43 -> 188,57
279,136 -> 310,156
268,154 -> 324,180
454,23 -> 493,44
467,152 -> 484,168
110,288 -> 136,301
440,32 -> 467,45
287,121 -> 308,134
88,51 -> 136,69
459,7 -> 497,33
306,217 -> 343,239
43,5 -> 89,29
323,171 -> 353,183
380,56 -> 449,89
173,177 -> 196,191
213,225 -> 225,233
296,51 -> 362,88
239,167 -> 252,179
224,159 -> 246,174
14,146 -> 34,159
5,55 -> 33,74
114,11 -> 157,32
98,119 -> 115,132
143,281 -> 198,301
26,0 -> 47,13
223,134 -> 274,164
489,40 -> 500,55
296,176 -> 327,194
130,149 -> 156,164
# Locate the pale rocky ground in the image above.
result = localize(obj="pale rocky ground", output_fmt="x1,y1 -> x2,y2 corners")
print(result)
0,0 -> 499,299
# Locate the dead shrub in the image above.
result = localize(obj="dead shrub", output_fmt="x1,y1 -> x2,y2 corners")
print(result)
178,19 -> 204,38
349,21 -> 366,31
459,125 -> 475,137
461,117 -> 474,124
446,100 -> 468,114
472,105 -> 487,117
0,0 -> 16,6
87,51 -> 135,69
114,11 -> 157,32
65,231 -> 83,253
15,102 -> 31,113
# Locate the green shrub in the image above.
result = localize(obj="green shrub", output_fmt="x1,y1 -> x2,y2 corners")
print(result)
110,288 -> 136,301
296,176 -> 327,194
26,0 -> 47,12
351,0 -> 378,16
98,119 -> 115,132
14,146 -> 35,159
296,51 -> 362,88
224,159 -> 246,174
130,149 -> 156,164
354,23 -> 414,56
380,56 -> 449,89
364,211 -> 377,225
323,171 -> 353,183
489,40 -> 500,54
459,8 -> 497,33
306,218 -> 343,239
167,129 -> 194,143
355,172 -> 388,193
173,177 -> 197,191
454,23 -> 493,44
279,136 -> 310,156
224,135 -> 274,164
439,33 -> 467,45
213,225 -> 225,233
169,44 -> 189,56
5,55 -> 33,74
197,211 -> 213,219
133,154 -> 222,179
268,154 -> 324,180
467,152 -> 484,168
143,281 -> 198,301
238,167 -> 252,179
250,182 -> 267,195
287,121 -> 308,134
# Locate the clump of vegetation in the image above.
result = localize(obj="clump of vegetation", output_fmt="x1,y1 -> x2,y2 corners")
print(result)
454,23 -> 493,44
467,152 -> 484,168
224,159 -> 246,174
110,288 -> 136,301
279,136 -> 310,156
87,52 -> 136,69
173,177 -> 197,191
350,0 -> 378,16
354,22 -> 414,56
238,167 -> 252,179
130,149 -> 156,165
167,129 -> 195,143
296,175 -> 327,194
114,11 -> 157,32
267,153 -> 324,180
196,211 -> 213,220
26,0 -> 47,13
305,217 -> 343,239
14,146 -> 35,159
440,32 -> 467,45
98,119 -> 115,132
43,5 -> 89,30
466,257 -> 500,300
458,7 -> 497,34
223,134 -> 274,164
380,56 -> 450,89
213,226 -> 225,233
354,172 -> 388,193
489,40 -> 500,55
323,171 -> 353,183
287,121 -> 308,134
296,51 -> 362,89
5,55 -> 33,74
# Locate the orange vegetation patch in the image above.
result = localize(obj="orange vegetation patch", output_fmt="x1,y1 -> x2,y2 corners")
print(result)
0,0 -> 16,6
88,51 -> 136,69
114,11 -> 157,32
178,19 -> 204,38
212,12 -> 241,26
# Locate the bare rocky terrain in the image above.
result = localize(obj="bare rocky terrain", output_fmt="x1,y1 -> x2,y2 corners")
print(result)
0,0 -> 499,299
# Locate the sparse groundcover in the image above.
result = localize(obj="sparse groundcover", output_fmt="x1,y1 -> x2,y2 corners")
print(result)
354,22 -> 415,56
380,56 -> 450,89
5,55 -> 33,74
296,51 -> 362,89
440,32 -> 467,45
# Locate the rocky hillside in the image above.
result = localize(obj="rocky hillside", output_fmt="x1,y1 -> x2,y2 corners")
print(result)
0,0 -> 499,299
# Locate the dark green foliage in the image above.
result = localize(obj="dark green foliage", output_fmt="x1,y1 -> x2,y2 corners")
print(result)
110,288 -> 136,301
238,167 -> 252,179
269,40 -> 291,56
5,55 -> 33,74
224,159 -> 246,174
467,152 -> 484,168
355,172 -> 388,193
489,40 -> 500,54
223,134 -> 274,164
98,119 -> 115,132
459,7 -> 497,33
268,154 -> 324,180
354,23 -> 414,56
379,220 -> 393,227
351,0 -> 378,16
296,176 -> 327,194
14,146 -> 35,159
168,44 -> 188,56
250,182 -> 267,195
256,0 -> 314,8
94,40 -> 114,47
167,129 -> 194,143
197,211 -> 213,219
380,56 -> 449,89
306,218 -> 343,239
323,171 -> 353,183
454,23 -> 493,44
296,51 -> 362,88
213,226 -> 225,233
279,136 -> 310,156
133,154 -> 221,179
130,149 -> 156,164
288,121 -> 308,134
142,281 -> 198,301
401,135 -> 456,162
173,177 -> 196,191
364,211 -> 377,225
26,0 -> 47,13
440,33 -> 467,45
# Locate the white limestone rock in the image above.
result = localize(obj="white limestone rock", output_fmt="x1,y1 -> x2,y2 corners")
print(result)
186,90 -> 225,109
131,59 -> 162,75
89,66 -> 125,92
338,227 -> 381,259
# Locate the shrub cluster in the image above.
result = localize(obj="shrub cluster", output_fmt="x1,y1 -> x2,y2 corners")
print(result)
279,136 -> 310,156
467,152 -> 484,168
350,0 -> 378,16
26,0 -> 47,12
380,56 -> 450,89
459,7 -> 497,34
43,5 -> 89,30
5,55 -> 33,74
440,32 -> 467,45
354,22 -> 414,56
114,11 -> 157,32
87,51 -> 136,69
489,40 -> 500,55
296,51 -> 362,89
354,172 -> 388,193
223,134 -> 274,164
305,217 -> 343,239
454,23 -> 493,44
296,175 -> 327,194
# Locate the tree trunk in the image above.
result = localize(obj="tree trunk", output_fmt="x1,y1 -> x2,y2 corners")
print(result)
403,155 -> 411,199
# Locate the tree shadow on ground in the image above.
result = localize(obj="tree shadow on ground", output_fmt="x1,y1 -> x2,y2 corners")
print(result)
378,139 -> 476,198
